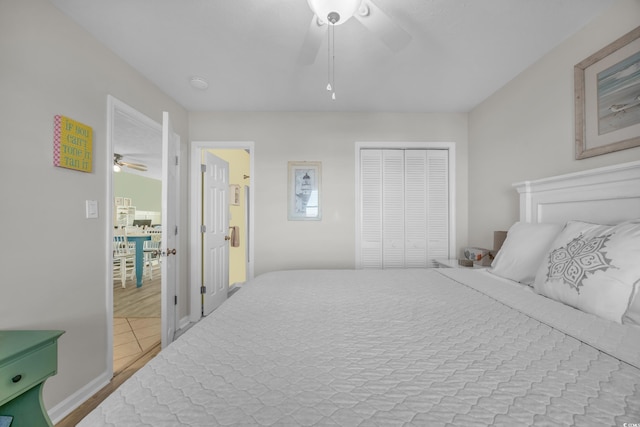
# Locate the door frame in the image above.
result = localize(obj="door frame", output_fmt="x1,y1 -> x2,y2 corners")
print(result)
354,141 -> 457,268
189,141 -> 255,323
106,95 -> 174,373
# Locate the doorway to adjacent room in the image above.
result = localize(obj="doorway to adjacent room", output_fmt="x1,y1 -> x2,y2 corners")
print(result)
189,141 -> 255,321
108,96 -> 180,374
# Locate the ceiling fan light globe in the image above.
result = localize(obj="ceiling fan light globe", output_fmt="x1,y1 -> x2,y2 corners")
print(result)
307,0 -> 362,25
357,3 -> 369,17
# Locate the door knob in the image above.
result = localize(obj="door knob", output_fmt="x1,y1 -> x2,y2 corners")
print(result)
225,236 -> 231,241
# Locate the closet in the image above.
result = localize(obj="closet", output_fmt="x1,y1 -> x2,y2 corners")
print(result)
358,148 -> 450,268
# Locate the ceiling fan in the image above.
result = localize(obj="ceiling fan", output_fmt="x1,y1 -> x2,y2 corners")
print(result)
113,153 -> 147,172
298,0 -> 412,65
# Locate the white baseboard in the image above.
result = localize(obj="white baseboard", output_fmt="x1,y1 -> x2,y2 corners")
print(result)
49,316 -> 195,423
48,371 -> 111,424
178,315 -> 190,331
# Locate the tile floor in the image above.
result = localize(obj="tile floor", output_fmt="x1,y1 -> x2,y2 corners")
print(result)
113,317 -> 161,373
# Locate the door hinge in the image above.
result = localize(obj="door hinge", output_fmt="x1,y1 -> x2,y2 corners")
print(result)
175,225 -> 178,235
175,155 -> 179,166
200,286 -> 207,294
201,164 -> 206,173
201,224 -> 206,233
174,295 -> 178,305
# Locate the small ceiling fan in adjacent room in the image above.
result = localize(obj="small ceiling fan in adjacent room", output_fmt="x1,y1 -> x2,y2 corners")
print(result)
113,153 -> 147,172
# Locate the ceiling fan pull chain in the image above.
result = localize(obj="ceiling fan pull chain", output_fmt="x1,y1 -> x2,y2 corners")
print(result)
331,23 -> 336,100
326,21 -> 332,92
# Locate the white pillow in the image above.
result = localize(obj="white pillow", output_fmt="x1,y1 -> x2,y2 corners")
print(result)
623,284 -> 640,326
489,222 -> 564,285
533,219 -> 640,324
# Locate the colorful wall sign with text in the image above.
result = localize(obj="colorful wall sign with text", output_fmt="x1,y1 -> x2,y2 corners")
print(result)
53,115 -> 93,173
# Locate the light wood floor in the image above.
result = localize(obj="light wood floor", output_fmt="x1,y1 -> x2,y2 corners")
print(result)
113,266 -> 161,318
113,264 -> 161,371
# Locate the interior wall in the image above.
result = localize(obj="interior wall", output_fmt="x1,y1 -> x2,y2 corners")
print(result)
468,0 -> 640,249
209,149 -> 250,285
0,0 -> 189,418
113,172 -> 162,212
190,112 -> 469,275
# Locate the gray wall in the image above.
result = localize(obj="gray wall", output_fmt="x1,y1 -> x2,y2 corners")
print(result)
468,0 -> 640,249
0,0 -> 189,418
189,112 -> 469,275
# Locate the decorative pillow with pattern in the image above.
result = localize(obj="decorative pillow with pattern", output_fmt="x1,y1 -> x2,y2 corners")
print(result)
533,219 -> 640,323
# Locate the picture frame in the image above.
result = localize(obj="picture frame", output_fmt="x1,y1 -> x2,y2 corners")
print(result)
575,26 -> 640,159
288,161 -> 322,221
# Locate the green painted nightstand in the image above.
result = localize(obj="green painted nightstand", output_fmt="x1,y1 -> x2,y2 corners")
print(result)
0,330 -> 64,427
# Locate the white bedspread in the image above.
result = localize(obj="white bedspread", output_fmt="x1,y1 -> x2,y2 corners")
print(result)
80,269 -> 640,426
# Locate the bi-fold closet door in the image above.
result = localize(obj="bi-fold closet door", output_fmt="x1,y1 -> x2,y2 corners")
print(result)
360,149 -> 449,268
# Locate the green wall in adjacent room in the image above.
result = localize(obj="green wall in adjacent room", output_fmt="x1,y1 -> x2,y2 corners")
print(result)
113,172 -> 161,212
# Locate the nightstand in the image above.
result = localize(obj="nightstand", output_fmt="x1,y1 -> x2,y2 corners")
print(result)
0,330 -> 64,427
434,258 -> 488,269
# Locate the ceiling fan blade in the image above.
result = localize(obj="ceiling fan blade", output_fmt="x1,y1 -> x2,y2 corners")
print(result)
355,0 -> 412,52
298,15 -> 326,65
122,162 -> 148,172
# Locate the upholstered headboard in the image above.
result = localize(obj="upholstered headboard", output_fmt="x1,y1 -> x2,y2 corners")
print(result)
513,160 -> 640,225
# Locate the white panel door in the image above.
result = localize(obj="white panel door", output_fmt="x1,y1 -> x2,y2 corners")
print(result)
161,111 -> 178,348
382,150 -> 405,268
360,150 -> 383,268
202,151 -> 229,316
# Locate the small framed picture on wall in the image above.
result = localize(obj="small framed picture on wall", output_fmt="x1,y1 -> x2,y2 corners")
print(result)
288,161 -> 322,221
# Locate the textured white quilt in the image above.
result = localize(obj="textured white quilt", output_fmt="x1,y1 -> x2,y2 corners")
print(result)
80,269 -> 640,426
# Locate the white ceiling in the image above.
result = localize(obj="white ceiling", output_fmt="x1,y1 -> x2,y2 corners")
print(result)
113,109 -> 162,180
51,0 -> 615,113
49,0 -> 615,180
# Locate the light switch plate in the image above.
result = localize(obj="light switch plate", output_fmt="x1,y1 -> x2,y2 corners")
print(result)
86,200 -> 98,219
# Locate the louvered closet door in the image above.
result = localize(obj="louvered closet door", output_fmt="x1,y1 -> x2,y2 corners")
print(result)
382,150 -> 405,268
359,148 -> 449,268
360,150 -> 383,268
404,150 -> 428,267
426,150 -> 449,263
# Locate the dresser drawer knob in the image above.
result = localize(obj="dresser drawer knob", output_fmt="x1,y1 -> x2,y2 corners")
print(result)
11,374 -> 22,383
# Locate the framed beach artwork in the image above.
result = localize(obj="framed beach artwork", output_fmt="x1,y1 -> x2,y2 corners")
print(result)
575,26 -> 640,159
288,161 -> 321,221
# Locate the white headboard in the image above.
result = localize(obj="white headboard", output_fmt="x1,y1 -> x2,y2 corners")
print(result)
513,160 -> 640,225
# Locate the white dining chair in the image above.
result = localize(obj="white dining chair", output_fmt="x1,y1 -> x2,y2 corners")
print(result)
143,239 -> 161,280
113,235 -> 136,288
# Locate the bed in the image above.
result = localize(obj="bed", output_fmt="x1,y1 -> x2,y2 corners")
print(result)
80,161 -> 640,426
